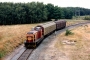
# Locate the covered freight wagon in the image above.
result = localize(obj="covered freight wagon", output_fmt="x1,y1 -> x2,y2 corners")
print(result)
36,21 -> 56,36
55,20 -> 66,30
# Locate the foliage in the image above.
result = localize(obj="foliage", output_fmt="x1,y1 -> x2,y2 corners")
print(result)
84,16 -> 90,20
0,50 -> 6,58
72,15 -> 90,20
65,29 -> 74,36
0,2 -> 90,25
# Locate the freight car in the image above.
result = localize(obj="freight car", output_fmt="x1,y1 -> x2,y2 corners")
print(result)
24,20 -> 66,48
55,20 -> 66,30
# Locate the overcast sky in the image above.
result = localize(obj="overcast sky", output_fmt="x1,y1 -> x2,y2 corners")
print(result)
0,0 -> 90,9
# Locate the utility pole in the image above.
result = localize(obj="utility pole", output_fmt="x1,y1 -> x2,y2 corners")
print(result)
79,8 -> 80,19
75,8 -> 80,20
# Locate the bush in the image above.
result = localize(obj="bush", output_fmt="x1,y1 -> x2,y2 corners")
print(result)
84,16 -> 90,20
65,29 -> 74,36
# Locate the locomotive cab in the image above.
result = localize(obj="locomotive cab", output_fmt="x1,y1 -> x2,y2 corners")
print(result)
35,26 -> 44,35
34,27 -> 43,38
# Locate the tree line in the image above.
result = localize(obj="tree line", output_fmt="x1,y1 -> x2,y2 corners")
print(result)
0,2 -> 90,25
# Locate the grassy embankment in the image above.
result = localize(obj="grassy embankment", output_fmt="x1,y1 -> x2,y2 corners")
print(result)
55,21 -> 90,60
0,24 -> 38,59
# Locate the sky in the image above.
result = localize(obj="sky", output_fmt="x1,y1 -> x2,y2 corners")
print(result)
0,0 -> 90,9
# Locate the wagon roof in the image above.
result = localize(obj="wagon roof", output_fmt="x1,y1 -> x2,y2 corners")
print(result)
55,20 -> 66,22
38,21 -> 55,28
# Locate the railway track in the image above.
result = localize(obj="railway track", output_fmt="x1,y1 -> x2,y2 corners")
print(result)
17,49 -> 33,60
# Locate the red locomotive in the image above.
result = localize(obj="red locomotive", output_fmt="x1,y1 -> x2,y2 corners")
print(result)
24,20 -> 66,48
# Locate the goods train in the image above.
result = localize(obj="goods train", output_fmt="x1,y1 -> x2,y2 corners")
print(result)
24,20 -> 66,48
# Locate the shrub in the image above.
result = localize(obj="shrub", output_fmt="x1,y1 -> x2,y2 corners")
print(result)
84,16 -> 90,20
65,29 -> 74,36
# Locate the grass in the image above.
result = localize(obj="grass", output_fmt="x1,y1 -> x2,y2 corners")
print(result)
66,20 -> 89,27
72,15 -> 90,20
65,29 -> 74,36
0,50 -> 6,58
0,24 -> 38,59
55,23 -> 90,60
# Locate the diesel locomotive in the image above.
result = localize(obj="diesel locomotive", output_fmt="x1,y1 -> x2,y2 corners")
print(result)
24,20 -> 66,48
